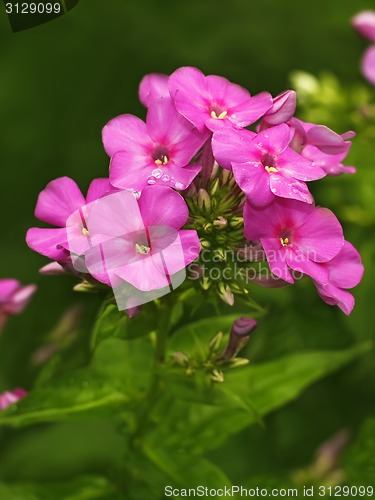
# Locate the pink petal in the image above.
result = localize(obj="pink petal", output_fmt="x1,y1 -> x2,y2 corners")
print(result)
286,249 -> 329,285
294,207 -> 344,262
277,148 -> 325,181
116,254 -> 171,292
169,66 -> 210,132
232,162 -> 274,207
151,230 -> 200,276
138,186 -> 189,230
261,238 -> 294,284
269,175 -> 314,204
352,11 -> 375,43
171,129 -> 208,166
228,91 -> 273,129
0,280 -> 20,302
315,282 -> 355,315
254,123 -> 291,155
86,178 -> 116,204
102,114 -> 151,157
306,125 -> 351,155
109,150 -> 154,191
324,241 -> 364,289
205,75 -> 249,107
146,97 -> 195,145
4,285 -> 37,315
212,128 -> 257,169
139,73 -> 170,107
147,162 -> 201,191
264,90 -> 296,125
34,177 -> 86,227
362,45 -> 375,85
26,227 -> 69,261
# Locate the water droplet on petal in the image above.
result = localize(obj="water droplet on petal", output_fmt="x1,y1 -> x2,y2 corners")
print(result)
131,189 -> 141,199
161,174 -> 170,182
291,188 -> 298,194
271,187 -> 276,193
151,168 -> 163,179
175,182 -> 185,190
147,176 -> 157,185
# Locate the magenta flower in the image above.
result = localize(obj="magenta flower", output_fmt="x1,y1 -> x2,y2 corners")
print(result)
0,279 -> 36,331
352,11 -> 375,85
288,118 -> 355,175
168,66 -> 272,133
361,46 -> 375,85
213,124 -> 325,207
352,11 -> 375,41
82,186 -> 200,292
313,241 -> 364,315
244,198 -> 344,284
139,73 -> 169,107
104,97 -> 207,192
0,388 -> 27,411
26,177 -> 116,262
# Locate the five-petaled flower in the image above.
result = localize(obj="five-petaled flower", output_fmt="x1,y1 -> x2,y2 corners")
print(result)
104,97 -> 207,192
213,123 -> 325,207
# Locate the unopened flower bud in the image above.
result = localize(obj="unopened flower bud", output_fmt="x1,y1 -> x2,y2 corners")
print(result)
125,305 -> 142,319
209,331 -> 223,352
220,317 -> 257,360
229,216 -> 244,229
73,281 -> 97,293
213,216 -> 228,230
197,188 -> 211,210
218,283 -> 234,306
172,351 -> 190,366
209,177 -> 220,196
200,238 -> 211,249
211,369 -> 225,383
228,357 -> 250,369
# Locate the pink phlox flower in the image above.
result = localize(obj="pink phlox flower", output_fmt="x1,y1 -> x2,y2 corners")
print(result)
0,388 -> 27,411
74,186 -> 200,292
213,123 -> 325,207
104,97 -> 207,192
244,198 -> 344,285
26,177 -> 116,262
288,118 -> 355,175
0,279 -> 36,331
313,241 -> 364,315
168,66 -> 273,133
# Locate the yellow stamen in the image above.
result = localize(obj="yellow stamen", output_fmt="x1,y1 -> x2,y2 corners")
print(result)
210,110 -> 228,119
280,237 -> 289,247
154,159 -> 163,166
162,155 -> 168,164
265,166 -> 278,173
135,243 -> 151,255
82,227 -> 90,237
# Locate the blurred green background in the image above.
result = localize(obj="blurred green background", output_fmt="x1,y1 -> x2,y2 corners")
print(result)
0,0 -> 375,495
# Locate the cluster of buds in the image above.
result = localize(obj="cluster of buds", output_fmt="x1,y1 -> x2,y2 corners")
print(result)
352,10 -> 375,85
26,66 -> 363,315
172,317 -> 258,383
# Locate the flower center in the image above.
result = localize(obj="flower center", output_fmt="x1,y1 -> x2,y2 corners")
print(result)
262,153 -> 278,173
279,237 -> 289,247
152,145 -> 169,166
209,103 -> 228,120
135,243 -> 151,255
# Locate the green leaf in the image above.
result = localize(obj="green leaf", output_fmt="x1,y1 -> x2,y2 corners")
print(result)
0,338 -> 153,428
0,475 -> 120,500
147,343 -> 371,456
143,443 -> 232,489
90,303 -> 158,348
343,418 -> 375,485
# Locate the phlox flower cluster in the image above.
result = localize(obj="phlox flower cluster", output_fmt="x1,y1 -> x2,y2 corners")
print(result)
26,67 -> 363,314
